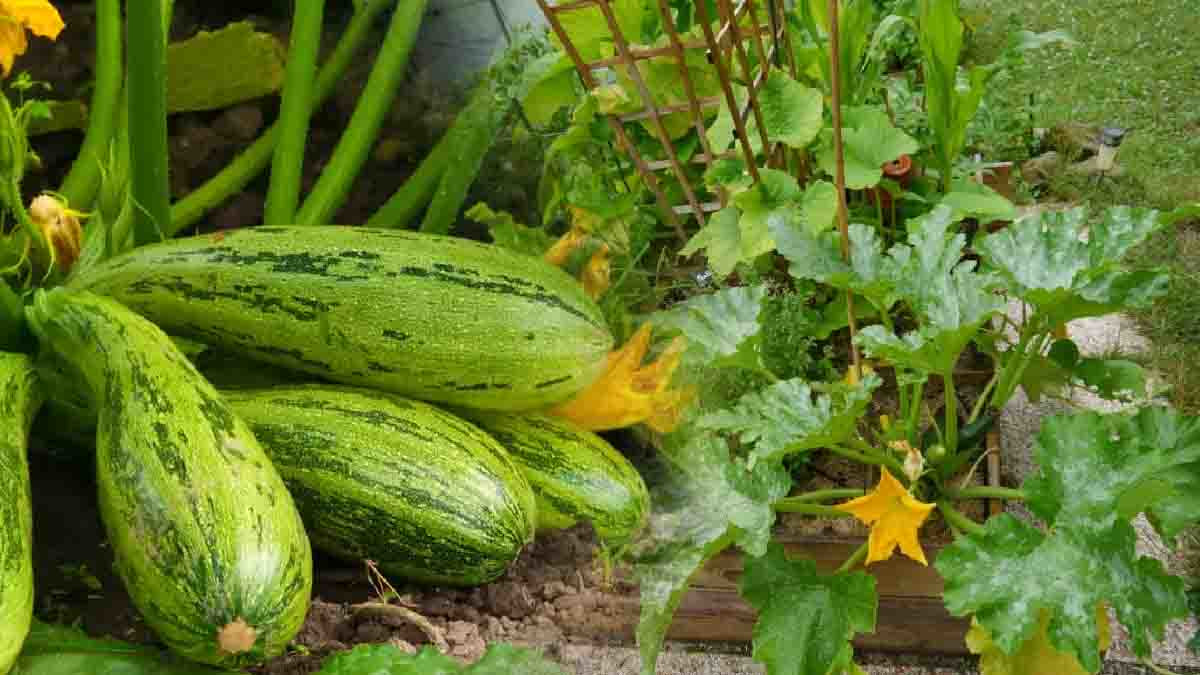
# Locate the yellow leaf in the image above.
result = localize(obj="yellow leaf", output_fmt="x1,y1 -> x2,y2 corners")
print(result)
580,243 -> 611,300
834,468 -> 935,565
0,0 -> 64,77
965,605 -> 1111,675
546,323 -> 694,433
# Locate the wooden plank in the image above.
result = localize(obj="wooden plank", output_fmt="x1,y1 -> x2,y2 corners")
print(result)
601,592 -> 970,655
691,539 -> 947,599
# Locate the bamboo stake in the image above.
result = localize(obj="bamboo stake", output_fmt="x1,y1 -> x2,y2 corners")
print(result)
827,0 -> 862,377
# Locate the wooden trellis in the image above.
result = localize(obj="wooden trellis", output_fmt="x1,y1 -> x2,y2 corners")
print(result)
534,0 -> 800,238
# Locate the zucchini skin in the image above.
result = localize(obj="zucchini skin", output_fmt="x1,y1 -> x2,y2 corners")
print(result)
0,353 -> 41,674
26,290 -> 312,668
69,226 -> 614,412
221,385 -> 538,587
461,412 -> 650,545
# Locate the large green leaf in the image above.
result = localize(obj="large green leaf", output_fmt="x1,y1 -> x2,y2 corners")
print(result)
13,621 -> 226,675
697,374 -> 881,467
977,206 -> 1170,325
656,284 -> 767,372
936,515 -> 1187,673
741,542 -> 877,675
634,431 -> 789,675
681,206 -> 769,278
854,206 -> 1002,374
313,643 -> 566,674
816,106 -> 918,189
1023,407 -> 1200,543
518,53 -> 578,126
772,221 -> 899,313
799,180 -> 838,235
757,70 -> 824,150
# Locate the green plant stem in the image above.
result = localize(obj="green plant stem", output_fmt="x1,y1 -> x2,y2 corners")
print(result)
126,0 -> 171,246
58,0 -> 123,210
906,380 -> 924,447
772,501 -> 852,517
967,370 -> 999,424
938,501 -> 985,537
418,81 -> 502,234
943,372 -> 958,453
773,488 -> 865,510
366,123 -> 453,227
168,0 -> 392,235
950,486 -> 1025,501
296,0 -> 429,225
264,0 -> 325,225
836,541 -> 869,574
830,444 -> 906,478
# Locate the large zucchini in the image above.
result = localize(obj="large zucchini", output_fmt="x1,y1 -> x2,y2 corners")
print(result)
26,290 -> 312,668
0,353 -> 41,674
462,412 -> 650,545
69,226 -> 614,411
221,385 -> 537,586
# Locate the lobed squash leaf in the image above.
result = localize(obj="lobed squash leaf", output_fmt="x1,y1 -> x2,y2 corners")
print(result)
757,70 -> 824,150
740,542 -> 877,675
697,374 -> 881,467
815,106 -> 918,189
633,431 -> 789,675
1023,407 -> 1200,543
936,515 -> 1187,674
977,206 -> 1171,326
655,284 -> 767,373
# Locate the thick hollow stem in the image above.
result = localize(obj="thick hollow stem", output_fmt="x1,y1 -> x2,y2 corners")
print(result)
772,501 -> 853,517
168,0 -> 392,234
126,0 -> 171,245
836,541 -> 869,574
264,0 -> 325,225
59,0 -> 123,210
295,0 -> 429,225
829,444 -> 906,479
937,501 -> 985,537
943,372 -> 958,453
950,486 -> 1025,502
365,124 -> 452,227
773,488 -> 865,510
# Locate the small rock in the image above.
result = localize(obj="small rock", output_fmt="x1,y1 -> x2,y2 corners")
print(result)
387,638 -> 417,654
445,621 -> 486,663
554,592 -> 597,613
484,616 -> 504,639
213,104 -> 265,141
541,581 -> 573,600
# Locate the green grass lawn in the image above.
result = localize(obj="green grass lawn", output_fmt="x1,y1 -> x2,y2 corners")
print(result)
965,0 -> 1200,414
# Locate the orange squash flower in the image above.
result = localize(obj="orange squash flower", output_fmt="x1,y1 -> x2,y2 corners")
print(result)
547,323 -> 693,433
0,0 -> 65,77
835,468 -> 935,565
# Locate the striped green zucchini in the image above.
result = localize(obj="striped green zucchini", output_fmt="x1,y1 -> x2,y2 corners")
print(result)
222,385 -> 537,586
69,226 -> 614,411
0,353 -> 42,674
461,412 -> 650,545
25,289 -> 312,668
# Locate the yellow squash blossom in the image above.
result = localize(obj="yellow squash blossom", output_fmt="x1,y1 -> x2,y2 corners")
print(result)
0,0 -> 65,77
580,243 -> 611,300
835,468 -> 935,565
547,323 -> 693,433
28,192 -> 83,272
965,605 -> 1111,675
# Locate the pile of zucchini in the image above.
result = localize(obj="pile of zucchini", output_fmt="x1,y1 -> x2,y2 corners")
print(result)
1,226 -> 651,671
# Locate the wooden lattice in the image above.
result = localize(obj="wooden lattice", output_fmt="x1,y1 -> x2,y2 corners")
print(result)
534,0 -> 800,238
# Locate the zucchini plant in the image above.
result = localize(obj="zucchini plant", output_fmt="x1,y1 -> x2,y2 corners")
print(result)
625,199 -> 1194,675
